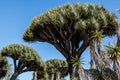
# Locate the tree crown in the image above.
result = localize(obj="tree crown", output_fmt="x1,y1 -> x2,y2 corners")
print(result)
1,44 -> 44,69
23,3 -> 118,41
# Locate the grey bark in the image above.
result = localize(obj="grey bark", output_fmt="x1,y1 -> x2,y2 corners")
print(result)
49,74 -> 54,80
10,72 -> 19,80
116,24 -> 120,79
89,40 -> 105,68
56,74 -> 60,80
33,72 -> 37,80
97,39 -> 110,68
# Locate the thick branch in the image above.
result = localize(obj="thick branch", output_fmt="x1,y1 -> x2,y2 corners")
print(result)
78,40 -> 89,57
60,28 -> 66,40
17,62 -> 25,73
19,63 -> 34,74
46,26 -> 57,43
54,42 -> 68,59
14,59 -> 18,72
46,26 -> 68,58
32,26 -> 49,42
97,40 -> 110,68
19,67 -> 30,74
89,40 -> 106,68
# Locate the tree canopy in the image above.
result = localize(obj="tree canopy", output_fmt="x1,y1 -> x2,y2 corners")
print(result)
23,3 -> 118,58
23,3 -> 119,79
1,44 -> 45,80
1,44 -> 44,70
46,59 -> 68,80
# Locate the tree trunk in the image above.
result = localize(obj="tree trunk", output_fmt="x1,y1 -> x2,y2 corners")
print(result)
67,59 -> 88,80
33,72 -> 37,80
49,74 -> 54,80
56,74 -> 60,80
97,39 -> 110,68
114,58 -> 120,80
90,59 -> 95,69
10,72 -> 19,80
60,77 -> 64,80
72,66 -> 80,80
78,65 -> 89,80
0,78 -> 3,80
67,59 -> 80,79
89,40 -> 105,68
116,24 -> 120,79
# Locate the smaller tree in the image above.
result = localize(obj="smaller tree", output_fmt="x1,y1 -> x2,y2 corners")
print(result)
1,44 -> 45,80
0,54 -> 9,79
45,59 -> 68,80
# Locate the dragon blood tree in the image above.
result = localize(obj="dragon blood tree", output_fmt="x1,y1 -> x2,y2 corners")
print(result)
1,44 -> 45,80
23,3 -> 118,79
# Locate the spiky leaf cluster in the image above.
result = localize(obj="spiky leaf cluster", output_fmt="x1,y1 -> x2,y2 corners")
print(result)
1,44 -> 44,70
106,45 -> 120,60
91,30 -> 104,41
23,3 -> 118,42
0,54 -> 9,78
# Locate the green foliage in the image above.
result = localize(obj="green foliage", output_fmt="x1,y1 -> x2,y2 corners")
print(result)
23,3 -> 118,41
1,44 -> 44,70
23,3 -> 119,80
45,59 -> 68,76
74,4 -> 118,36
36,59 -> 68,80
91,30 -> 104,41
35,65 -> 48,80
70,77 -> 79,80
106,45 -> 120,60
0,54 -> 9,78
72,56 -> 84,68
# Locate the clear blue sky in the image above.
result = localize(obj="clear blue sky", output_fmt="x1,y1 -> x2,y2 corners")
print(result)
0,0 -> 120,80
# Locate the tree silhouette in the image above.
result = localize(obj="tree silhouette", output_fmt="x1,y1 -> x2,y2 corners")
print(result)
23,3 -> 118,79
1,44 -> 45,80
